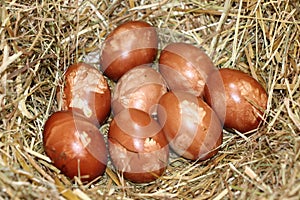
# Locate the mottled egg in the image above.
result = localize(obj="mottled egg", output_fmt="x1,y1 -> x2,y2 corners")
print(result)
58,62 -> 111,126
111,65 -> 168,116
43,111 -> 107,182
157,91 -> 223,161
108,108 -> 169,183
204,68 -> 268,133
100,21 -> 158,81
159,42 -> 215,97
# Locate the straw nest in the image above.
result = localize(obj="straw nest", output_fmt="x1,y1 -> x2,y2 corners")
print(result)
1,0 -> 299,199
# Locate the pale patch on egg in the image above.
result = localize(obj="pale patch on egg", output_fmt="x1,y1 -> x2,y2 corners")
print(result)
196,79 -> 206,96
179,100 -> 206,127
172,133 -> 194,159
109,139 -> 168,174
239,80 -> 267,123
76,131 -> 91,149
143,138 -> 161,152
141,148 -> 168,172
172,99 -> 207,158
109,33 -> 137,52
119,96 -> 130,107
239,80 -> 266,108
71,66 -> 107,94
109,141 -> 132,172
69,96 -> 92,118
239,80 -> 253,97
143,29 -> 156,44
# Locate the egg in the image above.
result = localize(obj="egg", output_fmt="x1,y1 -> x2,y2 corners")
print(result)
100,21 -> 158,81
59,62 -> 111,126
157,91 -> 223,161
108,108 -> 169,183
43,111 -> 107,182
159,42 -> 215,97
204,68 -> 268,133
111,65 -> 168,116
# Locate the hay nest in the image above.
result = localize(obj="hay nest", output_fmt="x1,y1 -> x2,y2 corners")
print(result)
1,0 -> 299,199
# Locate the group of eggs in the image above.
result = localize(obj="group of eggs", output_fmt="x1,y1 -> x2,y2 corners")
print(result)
43,21 -> 268,183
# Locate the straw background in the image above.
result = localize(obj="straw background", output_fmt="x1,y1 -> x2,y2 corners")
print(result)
0,0 -> 299,199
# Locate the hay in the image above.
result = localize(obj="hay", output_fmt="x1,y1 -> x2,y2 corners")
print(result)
1,0 -> 299,199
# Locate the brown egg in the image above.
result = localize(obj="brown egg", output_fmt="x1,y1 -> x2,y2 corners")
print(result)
157,91 -> 223,161
159,42 -> 215,97
111,65 -> 168,116
59,62 -> 111,126
43,111 -> 107,182
108,108 -> 169,183
204,68 -> 268,133
100,21 -> 158,81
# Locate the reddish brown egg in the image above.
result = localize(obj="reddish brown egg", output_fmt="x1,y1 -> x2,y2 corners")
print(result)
159,42 -> 215,97
111,65 -> 168,116
100,21 -> 158,81
108,108 -> 169,183
43,111 -> 107,182
59,62 -> 111,126
204,68 -> 268,133
157,91 -> 222,161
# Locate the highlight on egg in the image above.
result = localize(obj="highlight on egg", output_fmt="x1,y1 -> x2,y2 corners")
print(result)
43,111 -> 108,182
204,68 -> 268,133
100,20 -> 158,81
157,91 -> 223,161
159,42 -> 215,97
108,108 -> 169,183
111,64 -> 168,116
58,62 -> 111,126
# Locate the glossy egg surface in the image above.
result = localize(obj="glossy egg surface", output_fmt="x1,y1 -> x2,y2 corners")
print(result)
108,108 -> 169,183
100,21 -> 158,81
59,62 -> 111,126
43,111 -> 107,182
112,65 -> 167,115
157,91 -> 223,161
205,68 -> 268,133
159,42 -> 215,97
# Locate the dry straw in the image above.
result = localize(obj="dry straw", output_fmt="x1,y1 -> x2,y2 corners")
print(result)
0,0 -> 299,199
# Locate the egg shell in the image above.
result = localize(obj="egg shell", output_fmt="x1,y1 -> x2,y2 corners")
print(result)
157,91 -> 223,161
100,21 -> 158,81
43,111 -> 107,182
59,62 -> 111,126
108,108 -> 169,183
204,68 -> 268,133
159,42 -> 215,97
112,65 -> 168,116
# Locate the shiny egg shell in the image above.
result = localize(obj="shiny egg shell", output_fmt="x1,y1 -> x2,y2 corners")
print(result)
159,42 -> 215,97
43,111 -> 107,182
112,65 -> 168,116
204,68 -> 268,133
157,91 -> 223,161
108,108 -> 169,183
59,62 -> 111,126
100,21 -> 158,81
